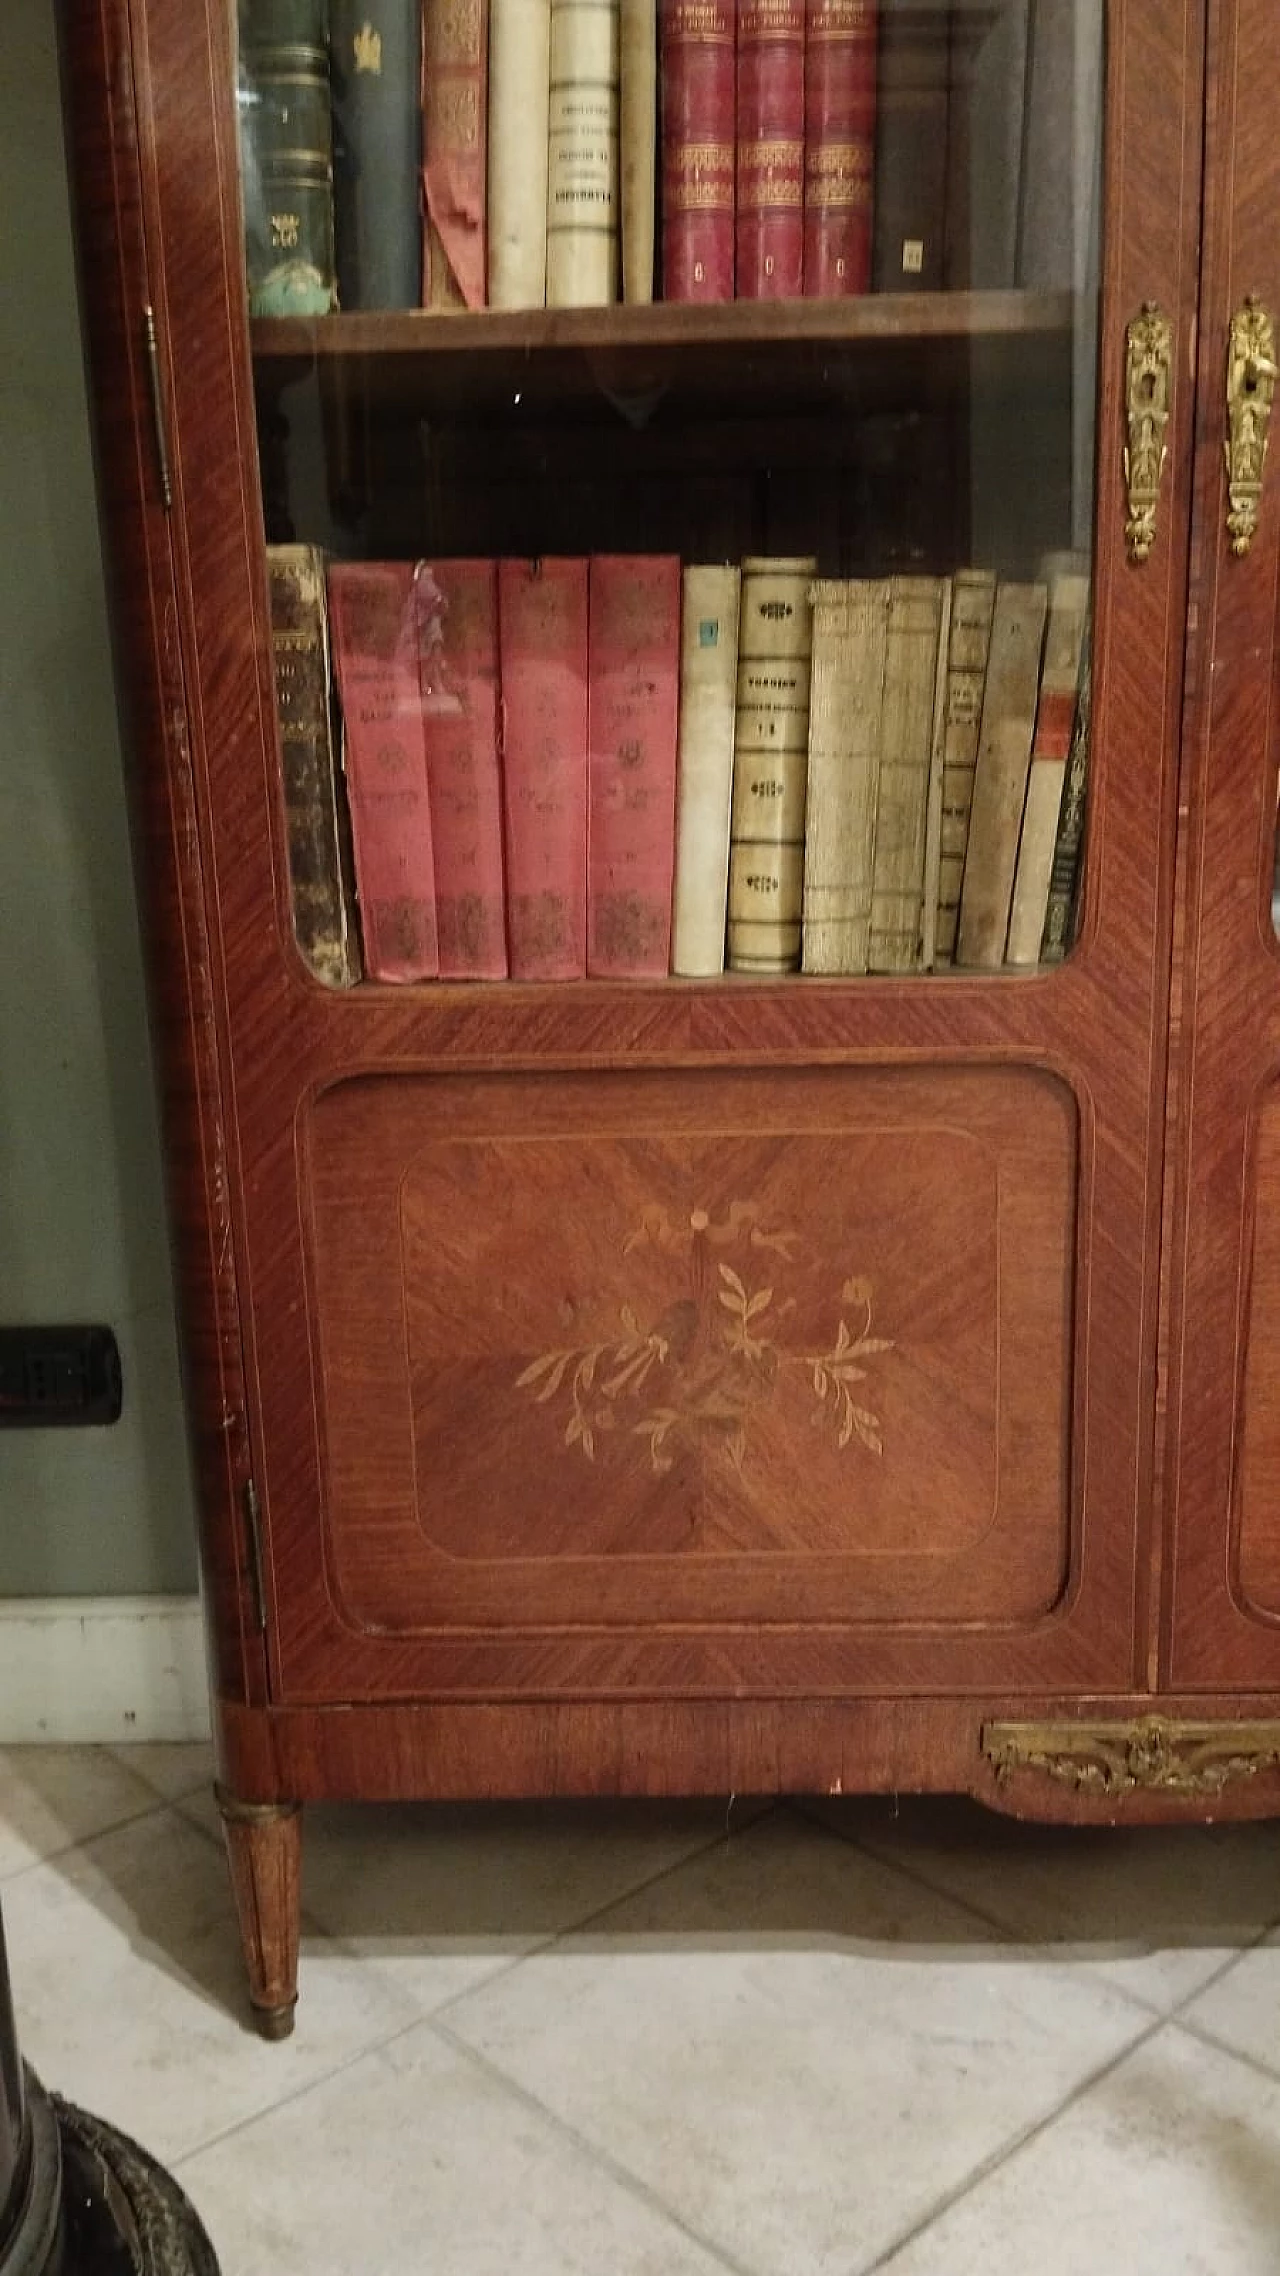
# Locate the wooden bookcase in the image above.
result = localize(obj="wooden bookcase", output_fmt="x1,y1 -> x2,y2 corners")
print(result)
58,0 -> 1280,2037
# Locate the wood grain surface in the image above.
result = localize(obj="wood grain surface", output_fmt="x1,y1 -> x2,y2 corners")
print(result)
61,0 -> 1232,1835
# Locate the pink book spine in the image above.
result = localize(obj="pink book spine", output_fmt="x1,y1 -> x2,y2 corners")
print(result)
497,558 -> 589,979
327,562 -> 439,982
587,555 -> 681,976
415,560 -> 508,978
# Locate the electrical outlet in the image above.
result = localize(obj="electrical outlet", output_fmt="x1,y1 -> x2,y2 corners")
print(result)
0,1327 -> 122,1427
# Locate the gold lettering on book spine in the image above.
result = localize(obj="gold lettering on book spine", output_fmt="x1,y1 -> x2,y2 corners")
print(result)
432,0 -> 483,64
353,21 -> 382,72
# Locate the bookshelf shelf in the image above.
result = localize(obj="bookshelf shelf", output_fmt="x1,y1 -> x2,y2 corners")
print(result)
250,290 -> 1074,415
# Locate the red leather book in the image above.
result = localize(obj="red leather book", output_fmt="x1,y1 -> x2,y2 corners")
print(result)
498,559 -> 589,978
660,0 -> 736,302
587,555 -> 681,977
737,0 -> 806,299
421,0 -> 488,308
327,562 -> 439,982
804,0 -> 876,297
415,561 -> 508,978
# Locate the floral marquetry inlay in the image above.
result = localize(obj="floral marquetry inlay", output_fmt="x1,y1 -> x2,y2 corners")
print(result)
515,1202 -> 894,1475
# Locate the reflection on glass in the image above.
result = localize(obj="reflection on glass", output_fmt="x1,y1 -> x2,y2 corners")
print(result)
235,0 -> 1104,986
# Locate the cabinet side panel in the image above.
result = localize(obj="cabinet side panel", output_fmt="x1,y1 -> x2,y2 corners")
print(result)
58,0 -> 263,1706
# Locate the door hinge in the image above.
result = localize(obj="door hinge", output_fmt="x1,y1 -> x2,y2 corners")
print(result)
142,304 -> 173,513
242,1476 -> 267,1632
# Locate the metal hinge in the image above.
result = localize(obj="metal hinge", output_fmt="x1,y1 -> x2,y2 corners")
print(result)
142,304 -> 173,513
242,1477 -> 267,1632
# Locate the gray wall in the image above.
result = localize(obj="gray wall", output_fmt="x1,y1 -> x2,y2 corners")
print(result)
0,0 -> 199,1595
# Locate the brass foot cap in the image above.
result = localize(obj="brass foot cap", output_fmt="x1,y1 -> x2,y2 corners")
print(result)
252,2000 -> 297,2042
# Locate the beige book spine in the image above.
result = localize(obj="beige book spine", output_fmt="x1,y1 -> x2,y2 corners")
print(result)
488,0 -> 552,308
672,566 -> 742,975
919,579 -> 953,972
868,577 -> 946,973
727,557 -> 816,974
956,582 -> 1050,968
935,569 -> 997,964
728,843 -> 806,972
802,579 -> 890,977
1006,572 -> 1091,965
620,0 -> 657,302
546,0 -> 620,307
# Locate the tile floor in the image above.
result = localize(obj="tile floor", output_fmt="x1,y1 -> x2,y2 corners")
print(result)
4,1749 -> 1280,2273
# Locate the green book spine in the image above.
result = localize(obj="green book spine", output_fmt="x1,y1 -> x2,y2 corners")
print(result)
238,0 -> 337,316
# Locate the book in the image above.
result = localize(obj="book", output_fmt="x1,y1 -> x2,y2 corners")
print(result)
1040,622 -> 1093,963
728,557 -> 816,972
934,568 -> 997,963
488,0 -> 552,307
498,559 -> 590,977
237,0 -> 336,316
804,0 -> 877,298
659,0 -> 736,301
955,581 -> 1049,968
620,0 -> 658,302
868,577 -> 946,971
802,578 -> 889,976
587,556 -> 682,976
1006,571 -> 1090,965
327,562 -> 439,982
266,545 -> 361,988
919,578 -> 953,971
421,0 -> 489,310
546,0 -> 621,307
1017,0 -> 1086,291
729,843 -> 806,972
737,0 -> 806,299
952,0 -> 1027,290
414,561 -> 508,979
330,0 -> 420,309
672,566 -> 742,975
871,0 -> 950,293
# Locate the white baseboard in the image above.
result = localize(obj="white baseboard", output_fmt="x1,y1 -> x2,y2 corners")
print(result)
0,1596 -> 212,1743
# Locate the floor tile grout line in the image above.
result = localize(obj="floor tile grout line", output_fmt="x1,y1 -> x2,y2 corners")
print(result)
0,1792 -> 179,1893
1167,2008 -> 1280,2092
169,2010 -> 436,2178
292,1805 -> 779,2028
432,2014 -> 766,2276
172,1789 -> 779,2038
106,1753 -> 215,1809
855,2005 -> 1173,2276
786,1797 -> 1268,2030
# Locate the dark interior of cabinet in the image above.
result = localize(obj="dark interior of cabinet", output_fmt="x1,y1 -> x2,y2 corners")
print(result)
252,301 -> 1076,580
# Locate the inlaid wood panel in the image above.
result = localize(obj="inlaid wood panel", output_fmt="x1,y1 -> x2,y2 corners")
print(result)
284,1064 -> 1075,1697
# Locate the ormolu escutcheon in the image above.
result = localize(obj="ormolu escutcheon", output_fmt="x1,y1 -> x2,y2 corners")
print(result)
1226,297 -> 1278,557
1124,303 -> 1174,565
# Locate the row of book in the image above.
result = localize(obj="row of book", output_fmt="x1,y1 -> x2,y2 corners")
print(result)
267,545 -> 1091,987
238,0 -> 1090,317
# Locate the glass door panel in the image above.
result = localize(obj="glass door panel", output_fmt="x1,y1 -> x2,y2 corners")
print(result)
233,0 -> 1105,989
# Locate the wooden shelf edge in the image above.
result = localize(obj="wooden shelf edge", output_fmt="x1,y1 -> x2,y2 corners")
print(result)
251,289 -> 1076,365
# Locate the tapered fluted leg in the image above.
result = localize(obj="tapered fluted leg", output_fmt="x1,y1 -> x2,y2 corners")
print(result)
216,1789 -> 302,2040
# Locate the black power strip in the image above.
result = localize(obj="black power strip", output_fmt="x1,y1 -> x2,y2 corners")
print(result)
0,1327 -> 123,1427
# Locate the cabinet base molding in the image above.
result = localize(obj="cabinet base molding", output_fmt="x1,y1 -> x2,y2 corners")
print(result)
981,1715 -> 1280,1801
